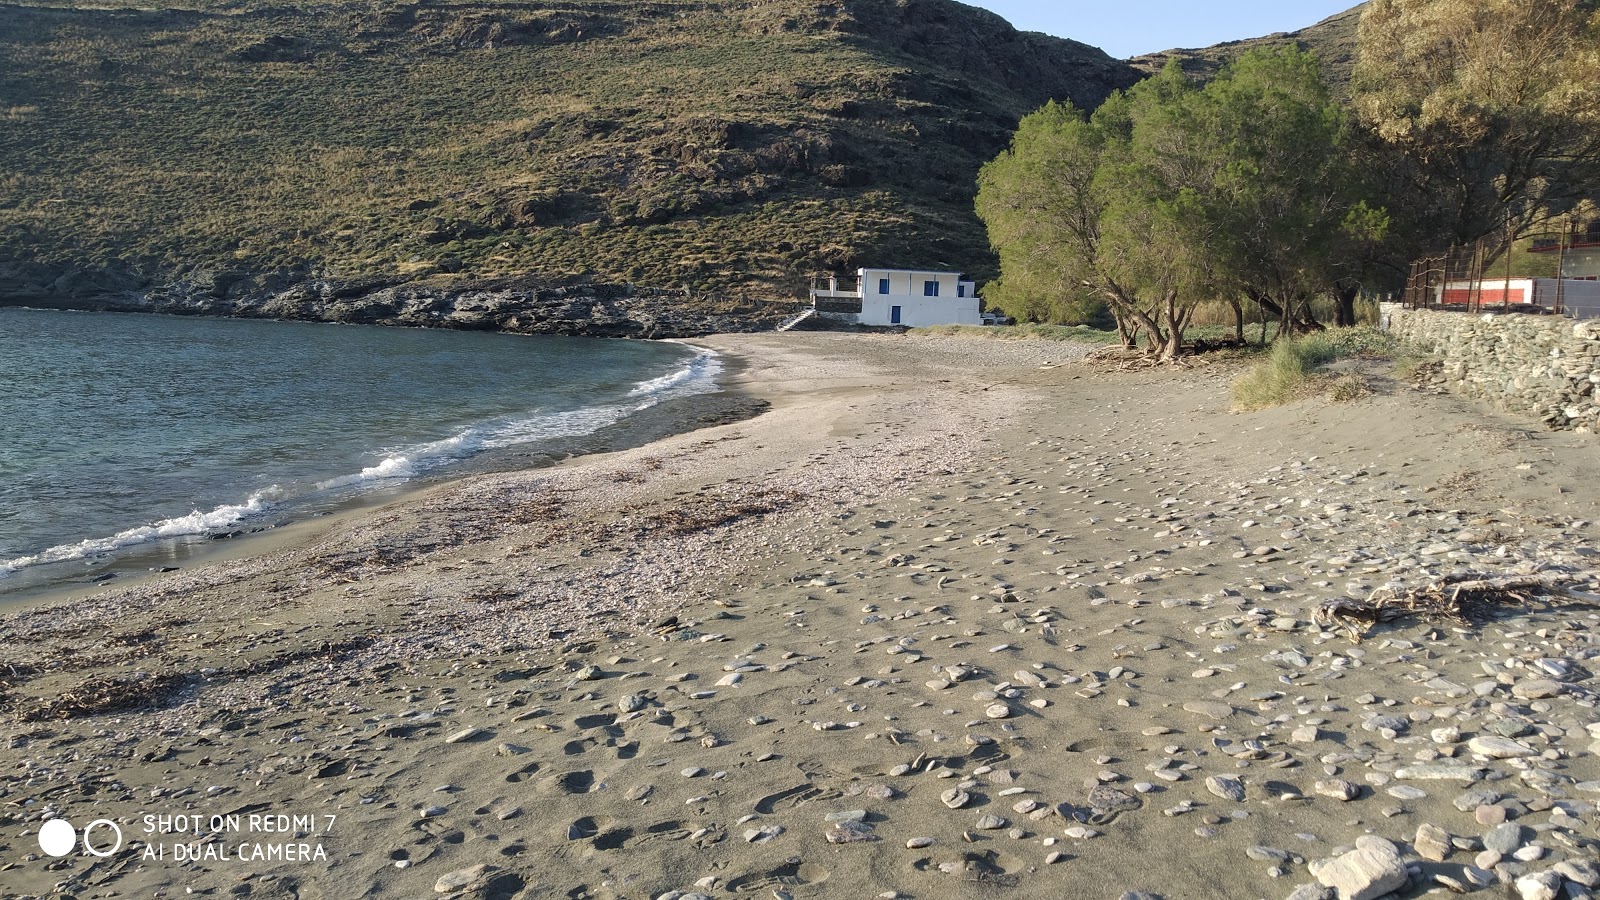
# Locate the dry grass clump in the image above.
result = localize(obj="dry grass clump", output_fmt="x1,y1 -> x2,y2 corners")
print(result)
1328,373 -> 1370,402
1232,326 -> 1394,410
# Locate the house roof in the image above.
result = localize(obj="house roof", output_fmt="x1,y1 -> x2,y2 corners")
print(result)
857,267 -> 967,277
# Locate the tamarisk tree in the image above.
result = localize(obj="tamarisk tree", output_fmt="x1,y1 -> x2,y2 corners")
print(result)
1354,0 -> 1600,249
978,50 -> 1382,354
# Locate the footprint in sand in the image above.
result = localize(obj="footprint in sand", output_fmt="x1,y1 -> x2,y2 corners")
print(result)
591,826 -> 633,850
539,769 -> 597,794
726,858 -> 829,893
625,819 -> 691,846
913,850 -> 1025,886
505,761 -> 541,783
753,782 -> 842,814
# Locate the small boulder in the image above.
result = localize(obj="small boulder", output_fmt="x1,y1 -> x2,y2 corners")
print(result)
1315,838 -> 1406,900
435,864 -> 494,894
1413,823 -> 1451,861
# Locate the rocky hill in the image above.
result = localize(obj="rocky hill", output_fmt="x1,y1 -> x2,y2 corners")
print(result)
0,0 -> 1140,308
1130,5 -> 1363,95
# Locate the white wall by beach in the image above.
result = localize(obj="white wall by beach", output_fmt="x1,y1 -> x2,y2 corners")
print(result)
855,268 -> 980,326
860,295 -> 980,327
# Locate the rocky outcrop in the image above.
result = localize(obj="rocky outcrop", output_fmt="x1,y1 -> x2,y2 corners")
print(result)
0,267 -> 795,339
1384,304 -> 1600,432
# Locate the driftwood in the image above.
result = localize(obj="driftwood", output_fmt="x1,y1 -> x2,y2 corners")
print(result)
1083,346 -> 1189,371
1312,573 -> 1596,643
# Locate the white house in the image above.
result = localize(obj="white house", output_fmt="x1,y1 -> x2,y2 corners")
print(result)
1525,231 -> 1600,319
809,268 -> 980,327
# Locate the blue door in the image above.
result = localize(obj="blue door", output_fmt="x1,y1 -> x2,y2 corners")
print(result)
890,305 -> 902,324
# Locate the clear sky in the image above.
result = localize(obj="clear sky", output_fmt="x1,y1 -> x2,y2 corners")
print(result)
965,1 -> 1360,59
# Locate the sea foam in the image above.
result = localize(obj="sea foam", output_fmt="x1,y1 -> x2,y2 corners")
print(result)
1,344 -> 722,580
0,489 -> 276,574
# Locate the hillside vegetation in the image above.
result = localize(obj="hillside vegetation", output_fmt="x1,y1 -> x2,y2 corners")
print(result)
1130,6 -> 1363,95
0,0 -> 1137,300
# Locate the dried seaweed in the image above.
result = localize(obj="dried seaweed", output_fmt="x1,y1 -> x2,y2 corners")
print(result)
1313,573 -> 1595,642
18,672 -> 192,722
11,636 -> 374,723
638,490 -> 802,536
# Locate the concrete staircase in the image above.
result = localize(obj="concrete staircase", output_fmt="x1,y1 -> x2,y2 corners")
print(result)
776,308 -> 817,332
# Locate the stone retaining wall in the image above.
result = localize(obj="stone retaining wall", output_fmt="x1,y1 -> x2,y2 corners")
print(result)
1383,304 -> 1600,433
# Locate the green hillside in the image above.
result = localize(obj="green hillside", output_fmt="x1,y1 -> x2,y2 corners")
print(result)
1129,5 -> 1363,95
0,0 -> 1138,300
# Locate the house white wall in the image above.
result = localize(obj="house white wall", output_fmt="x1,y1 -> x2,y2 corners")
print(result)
855,268 -> 980,327
1556,279 -> 1600,319
1561,249 -> 1600,279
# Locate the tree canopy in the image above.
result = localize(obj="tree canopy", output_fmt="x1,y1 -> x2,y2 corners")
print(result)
977,49 -> 1381,356
1353,0 -> 1600,248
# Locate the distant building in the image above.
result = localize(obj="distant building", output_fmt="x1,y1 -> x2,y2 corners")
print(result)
1527,226 -> 1600,319
809,268 -> 980,327
1529,223 -> 1600,280
1432,277 -> 1600,319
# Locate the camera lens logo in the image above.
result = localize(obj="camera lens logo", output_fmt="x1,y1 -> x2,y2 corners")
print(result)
38,819 -> 122,857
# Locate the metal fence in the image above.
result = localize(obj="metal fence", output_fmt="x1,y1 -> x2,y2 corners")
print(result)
1402,226 -> 1600,319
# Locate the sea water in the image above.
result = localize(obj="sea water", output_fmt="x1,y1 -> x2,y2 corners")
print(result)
0,308 -> 719,591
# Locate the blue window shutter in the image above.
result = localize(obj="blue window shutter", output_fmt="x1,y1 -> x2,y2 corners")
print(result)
958,284 -> 966,298
879,278 -> 890,294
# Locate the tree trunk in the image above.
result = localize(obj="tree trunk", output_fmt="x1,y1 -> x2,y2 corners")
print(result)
1246,288 -> 1322,334
1156,290 -> 1184,361
1333,280 -> 1360,328
1115,313 -> 1136,349
1229,298 -> 1245,343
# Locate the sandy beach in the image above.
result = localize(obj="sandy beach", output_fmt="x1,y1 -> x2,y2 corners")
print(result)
4,332 -> 1600,900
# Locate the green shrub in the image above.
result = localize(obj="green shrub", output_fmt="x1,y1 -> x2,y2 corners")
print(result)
1231,327 -> 1391,410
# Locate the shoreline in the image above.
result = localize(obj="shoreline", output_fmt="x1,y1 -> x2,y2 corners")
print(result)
3,333 -> 1599,900
0,271 -> 798,339
0,331 -> 762,612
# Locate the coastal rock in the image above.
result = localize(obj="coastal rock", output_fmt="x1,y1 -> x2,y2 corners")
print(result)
1314,838 -> 1407,900
941,788 -> 971,809
1468,735 -> 1536,759
1315,779 -> 1360,802
1512,679 -> 1562,700
824,821 -> 878,844
1555,860 -> 1600,888
1413,823 -> 1451,861
1184,700 -> 1234,720
1206,775 -> 1245,802
1514,871 -> 1562,900
435,864 -> 494,893
1394,763 -> 1482,782
1484,822 -> 1525,855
